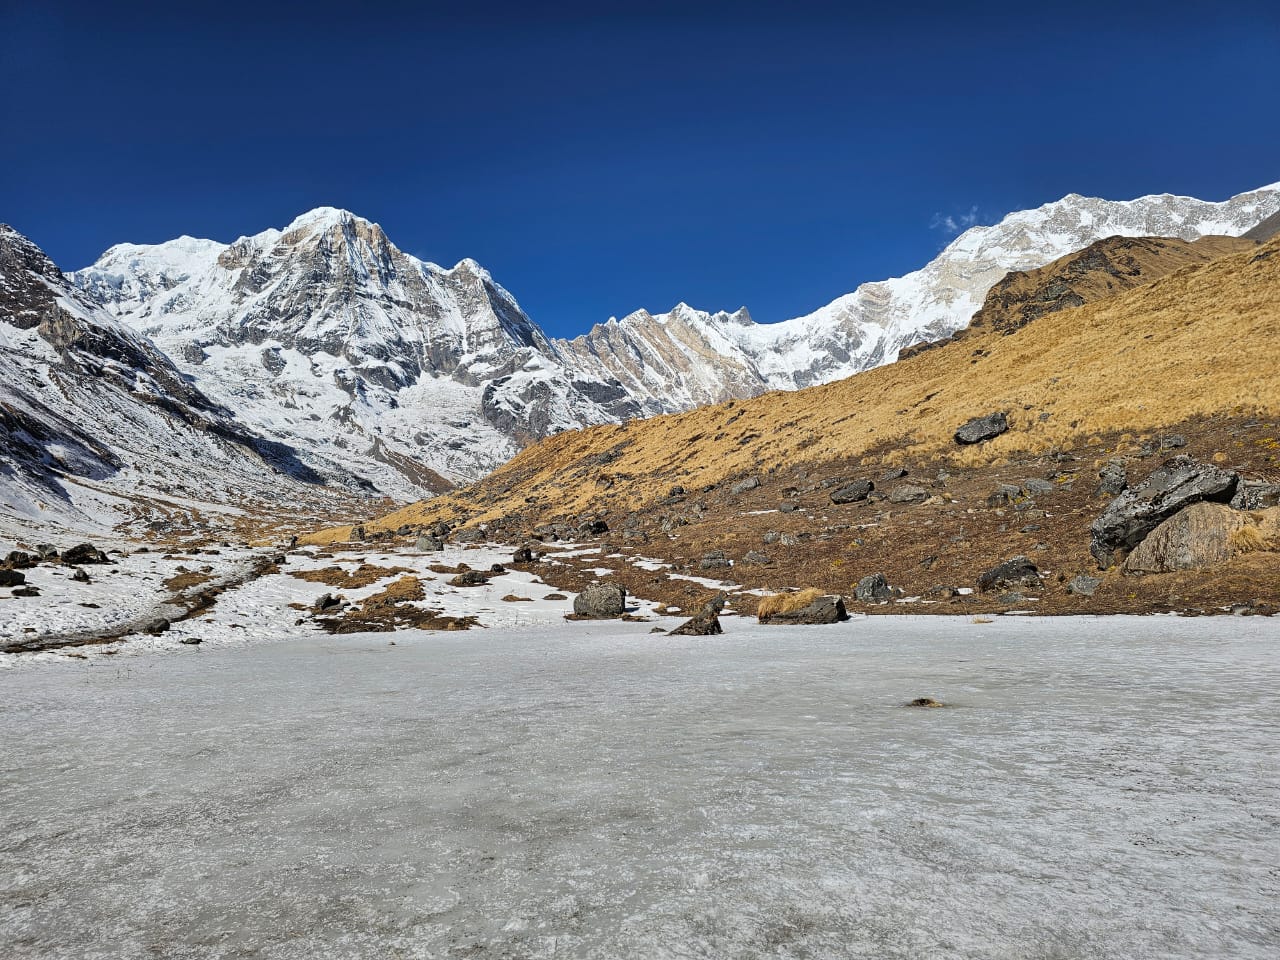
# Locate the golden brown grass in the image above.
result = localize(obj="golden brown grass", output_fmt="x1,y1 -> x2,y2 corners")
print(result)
290,564 -> 413,588
362,576 -> 425,608
1229,524 -> 1267,554
307,235 -> 1280,543
756,587 -> 825,620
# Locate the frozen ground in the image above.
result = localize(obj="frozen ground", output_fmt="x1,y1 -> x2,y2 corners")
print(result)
1,613 -> 1277,959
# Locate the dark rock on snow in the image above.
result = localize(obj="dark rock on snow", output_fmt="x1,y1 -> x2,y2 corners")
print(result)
760,595 -> 848,625
62,543 -> 109,565
668,593 -> 726,636
449,570 -> 490,587
415,535 -> 443,552
573,582 -> 626,618
0,569 -> 27,587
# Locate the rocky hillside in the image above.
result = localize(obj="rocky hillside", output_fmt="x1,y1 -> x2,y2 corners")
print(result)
0,226 -> 361,541
900,234 -> 1255,357
73,185 -> 1280,498
319,234 -> 1280,616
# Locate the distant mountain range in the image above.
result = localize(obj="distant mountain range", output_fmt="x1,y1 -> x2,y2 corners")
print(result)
2,182 -> 1277,532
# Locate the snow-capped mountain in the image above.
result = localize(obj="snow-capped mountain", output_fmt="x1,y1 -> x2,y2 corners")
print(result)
70,183 -> 1280,501
565,183 -> 1280,395
0,225 -> 357,538
74,209 -> 643,500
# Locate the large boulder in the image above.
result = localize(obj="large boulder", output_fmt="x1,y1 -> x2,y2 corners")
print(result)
1089,456 -> 1241,568
573,582 -> 626,619
62,542 -> 109,565
977,556 -> 1042,593
0,569 -> 26,587
414,535 -> 443,552
830,480 -> 874,505
760,595 -> 848,625
954,412 -> 1008,445
730,476 -> 761,494
1123,503 -> 1277,574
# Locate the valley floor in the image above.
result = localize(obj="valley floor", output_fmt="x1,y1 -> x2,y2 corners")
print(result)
2,611 -> 1277,959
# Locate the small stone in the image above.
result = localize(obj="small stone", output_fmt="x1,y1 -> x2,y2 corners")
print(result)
855,573 -> 893,603
1067,575 -> 1103,597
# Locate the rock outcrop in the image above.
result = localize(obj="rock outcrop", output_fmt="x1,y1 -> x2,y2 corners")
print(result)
1090,456 -> 1241,568
1122,502 -> 1277,574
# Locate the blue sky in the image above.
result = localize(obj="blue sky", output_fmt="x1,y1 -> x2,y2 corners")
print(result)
2,1 -> 1277,337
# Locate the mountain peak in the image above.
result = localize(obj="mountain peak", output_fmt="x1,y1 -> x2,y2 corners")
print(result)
282,206 -> 373,234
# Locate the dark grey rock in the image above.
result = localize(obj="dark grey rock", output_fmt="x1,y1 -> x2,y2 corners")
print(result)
4,550 -> 37,569
1231,480 -> 1280,511
512,546 -> 534,563
449,570 -> 490,587
34,543 -> 59,560
1067,575 -> 1103,597
1089,456 -> 1241,568
742,551 -> 772,565
977,556 -> 1042,592
830,480 -> 874,504
70,568 -> 90,583
179,637 -> 203,645
730,476 -> 761,495
578,519 -> 609,536
779,501 -> 799,513
954,411 -> 1008,445
881,467 -> 909,481
142,618 -> 171,635
0,569 -> 26,587
1097,460 -> 1129,496
669,593 -> 726,636
699,551 -> 731,571
760,595 -> 848,625
415,535 -> 443,552
452,528 -> 485,544
888,485 -> 929,504
62,543 -> 109,565
987,483 -> 1025,508
762,531 -> 781,545
1022,478 -> 1056,495
573,582 -> 626,619
312,593 -> 343,613
855,573 -> 893,603
11,585 -> 40,597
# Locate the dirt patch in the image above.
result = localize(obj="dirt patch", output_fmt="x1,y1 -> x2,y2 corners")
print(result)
316,575 -> 478,634
291,563 -> 413,589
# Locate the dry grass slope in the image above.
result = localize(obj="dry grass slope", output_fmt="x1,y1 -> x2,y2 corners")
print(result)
316,234 -> 1280,541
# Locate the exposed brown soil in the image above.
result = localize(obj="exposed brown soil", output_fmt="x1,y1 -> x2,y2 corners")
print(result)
290,563 -> 414,589
316,575 -> 478,634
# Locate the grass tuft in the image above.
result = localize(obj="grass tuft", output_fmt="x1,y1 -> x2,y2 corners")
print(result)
756,587 -> 825,620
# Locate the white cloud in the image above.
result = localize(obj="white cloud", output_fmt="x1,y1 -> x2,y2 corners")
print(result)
930,204 -> 981,235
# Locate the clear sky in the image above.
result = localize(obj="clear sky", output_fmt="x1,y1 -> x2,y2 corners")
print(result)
2,1 -> 1277,337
